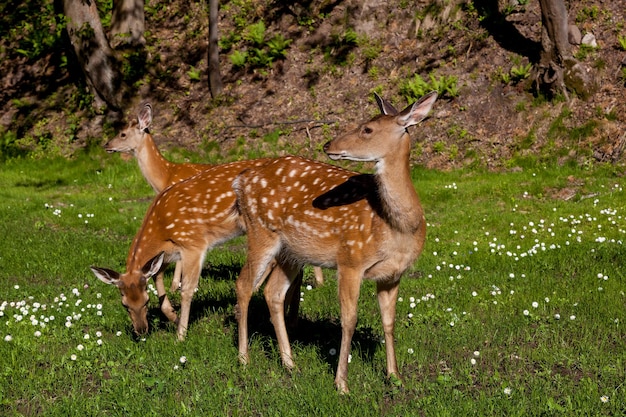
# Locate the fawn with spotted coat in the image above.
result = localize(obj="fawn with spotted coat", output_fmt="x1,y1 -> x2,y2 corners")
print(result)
90,158 -> 309,340
104,103 -> 323,291
233,91 -> 437,392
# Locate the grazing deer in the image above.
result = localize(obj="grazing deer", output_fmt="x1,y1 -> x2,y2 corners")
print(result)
90,158 -> 303,340
104,102 -> 324,289
232,91 -> 437,393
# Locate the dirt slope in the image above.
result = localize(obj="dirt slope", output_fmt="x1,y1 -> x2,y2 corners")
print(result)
1,0 -> 625,170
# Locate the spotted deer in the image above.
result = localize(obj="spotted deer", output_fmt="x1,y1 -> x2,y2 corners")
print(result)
90,158 -> 306,340
232,91 -> 437,392
104,102 -> 324,289
104,103 -> 210,193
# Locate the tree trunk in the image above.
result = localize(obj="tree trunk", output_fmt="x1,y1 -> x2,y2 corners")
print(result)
208,0 -> 223,97
535,0 -> 596,99
63,0 -> 122,111
110,0 -> 146,48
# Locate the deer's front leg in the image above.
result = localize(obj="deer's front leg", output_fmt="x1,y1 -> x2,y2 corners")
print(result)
154,271 -> 178,324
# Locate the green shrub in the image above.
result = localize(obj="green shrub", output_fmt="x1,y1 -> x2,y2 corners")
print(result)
400,73 -> 459,101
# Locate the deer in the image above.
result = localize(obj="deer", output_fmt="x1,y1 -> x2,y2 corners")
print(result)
90,158 -> 311,340
104,102 -> 324,289
232,91 -> 437,393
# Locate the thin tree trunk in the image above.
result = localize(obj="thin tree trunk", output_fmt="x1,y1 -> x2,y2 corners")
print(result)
110,0 -> 146,48
63,0 -> 122,110
208,0 -> 223,97
536,0 -> 596,99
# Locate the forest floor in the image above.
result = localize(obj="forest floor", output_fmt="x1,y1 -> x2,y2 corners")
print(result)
1,0 -> 626,171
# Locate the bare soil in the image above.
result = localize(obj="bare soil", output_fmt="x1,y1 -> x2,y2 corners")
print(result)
2,0 -> 625,170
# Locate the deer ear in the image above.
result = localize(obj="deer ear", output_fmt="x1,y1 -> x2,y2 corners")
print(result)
396,91 -> 437,128
374,92 -> 398,116
137,103 -> 153,132
91,266 -> 122,287
141,252 -> 165,278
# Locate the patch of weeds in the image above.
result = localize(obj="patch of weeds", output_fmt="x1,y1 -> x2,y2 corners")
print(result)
368,66 -> 380,80
574,44 -> 597,61
323,28 -> 359,66
400,72 -> 459,101
618,35 -> 626,51
510,63 -> 532,83
227,20 -> 292,72
576,6 -> 599,23
187,65 -> 202,82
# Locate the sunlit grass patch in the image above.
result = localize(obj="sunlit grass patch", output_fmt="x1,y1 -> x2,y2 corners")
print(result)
0,153 -> 624,415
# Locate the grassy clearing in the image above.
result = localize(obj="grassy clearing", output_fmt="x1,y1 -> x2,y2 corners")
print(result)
0,151 -> 624,415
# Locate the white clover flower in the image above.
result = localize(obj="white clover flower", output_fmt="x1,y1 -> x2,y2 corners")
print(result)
532,301 -> 539,308
554,314 -> 561,320
77,344 -> 84,351
34,331 -> 42,337
4,335 -> 13,342
116,331 -> 122,337
97,339 -> 103,346
70,354 -> 77,361
503,387 -> 512,395
600,395 -> 609,403
472,291 -> 478,297
473,351 -> 480,357
407,348 -> 414,354
570,315 -> 576,320
523,310 -> 530,316
179,356 -> 187,364
470,358 -> 476,365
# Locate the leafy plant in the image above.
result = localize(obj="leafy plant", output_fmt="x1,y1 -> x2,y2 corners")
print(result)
400,72 -> 459,101
188,66 -> 201,82
617,35 -> 626,51
510,63 -> 532,82
229,50 -> 248,68
244,21 -> 266,46
266,34 -> 292,59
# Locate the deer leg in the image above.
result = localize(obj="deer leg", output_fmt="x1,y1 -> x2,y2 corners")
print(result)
284,269 -> 302,329
154,271 -> 178,324
170,261 -> 182,292
313,266 -> 324,287
176,253 -> 203,341
377,278 -> 401,380
235,233 -> 281,365
264,262 -> 299,369
335,267 -> 362,394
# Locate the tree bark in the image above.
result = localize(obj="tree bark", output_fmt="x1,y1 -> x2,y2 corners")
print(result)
536,0 -> 596,99
110,0 -> 146,48
208,0 -> 223,97
63,0 -> 122,111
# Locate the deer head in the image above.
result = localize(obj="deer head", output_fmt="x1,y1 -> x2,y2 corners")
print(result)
90,252 -> 164,336
104,103 -> 152,154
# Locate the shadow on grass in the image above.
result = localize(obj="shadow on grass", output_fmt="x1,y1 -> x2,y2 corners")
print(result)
148,262 -> 381,371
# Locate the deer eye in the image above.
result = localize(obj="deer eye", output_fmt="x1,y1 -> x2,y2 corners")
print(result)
121,133 -> 126,138
362,126 -> 373,134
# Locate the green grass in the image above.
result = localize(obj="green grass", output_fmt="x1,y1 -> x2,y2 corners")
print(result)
0,152 -> 625,415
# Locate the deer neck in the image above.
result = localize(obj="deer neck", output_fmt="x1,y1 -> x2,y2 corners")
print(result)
135,133 -> 171,193
373,135 -> 422,234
